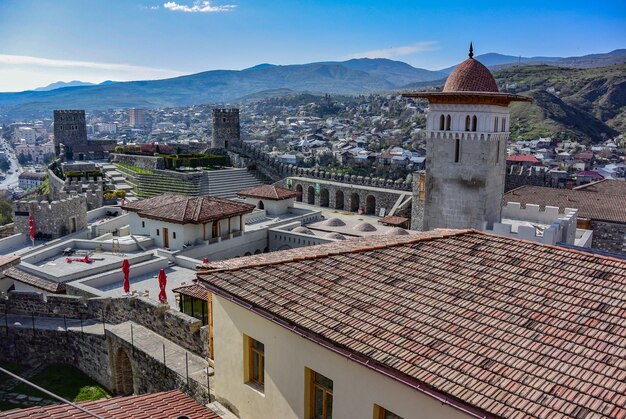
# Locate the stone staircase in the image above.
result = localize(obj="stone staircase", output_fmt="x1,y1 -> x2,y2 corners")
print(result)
206,168 -> 263,198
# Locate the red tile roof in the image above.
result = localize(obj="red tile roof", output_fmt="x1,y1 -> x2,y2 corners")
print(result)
0,390 -> 219,419
0,255 -> 20,271
237,184 -> 299,201
506,155 -> 540,164
198,230 -> 626,419
574,179 -> 626,195
443,57 -> 499,93
378,215 -> 409,226
172,283 -> 208,301
4,267 -> 65,293
504,185 -> 626,223
575,171 -> 604,179
122,194 -> 255,224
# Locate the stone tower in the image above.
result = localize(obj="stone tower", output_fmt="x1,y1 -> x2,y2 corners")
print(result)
212,108 -> 240,149
404,44 -> 531,230
53,110 -> 88,159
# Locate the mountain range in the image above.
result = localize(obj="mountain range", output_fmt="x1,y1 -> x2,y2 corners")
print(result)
0,49 -> 624,127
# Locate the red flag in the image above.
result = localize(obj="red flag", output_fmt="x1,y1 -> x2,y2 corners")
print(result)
122,259 -> 130,294
28,215 -> 35,242
158,269 -> 167,304
203,257 -> 209,264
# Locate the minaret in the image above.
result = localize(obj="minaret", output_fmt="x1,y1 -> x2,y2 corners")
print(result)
404,44 -> 531,230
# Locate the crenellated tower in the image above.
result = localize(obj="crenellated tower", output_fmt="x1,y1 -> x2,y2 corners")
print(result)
404,44 -> 531,230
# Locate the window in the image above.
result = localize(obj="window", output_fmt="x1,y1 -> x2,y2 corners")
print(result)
496,140 -> 500,164
156,229 -> 159,236
445,114 -> 451,131
245,336 -> 264,389
173,232 -> 176,239
439,115 -> 445,130
494,117 -> 499,132
454,138 -> 460,163
471,115 -> 478,132
374,405 -> 404,419
141,221 -> 145,228
464,115 -> 471,131
307,369 -> 333,419
501,117 -> 506,132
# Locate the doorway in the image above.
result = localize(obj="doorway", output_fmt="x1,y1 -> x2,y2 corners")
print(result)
163,227 -> 169,248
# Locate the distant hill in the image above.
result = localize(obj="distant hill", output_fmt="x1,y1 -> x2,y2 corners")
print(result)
32,80 -> 117,92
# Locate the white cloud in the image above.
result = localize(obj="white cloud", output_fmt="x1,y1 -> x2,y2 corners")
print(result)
163,1 -> 236,13
145,5 -> 160,10
344,41 -> 439,60
0,54 -> 185,92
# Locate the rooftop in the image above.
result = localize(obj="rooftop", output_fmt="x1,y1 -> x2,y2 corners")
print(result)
0,390 -> 220,419
443,48 -> 499,93
236,184 -> 299,201
504,185 -> 626,223
198,230 -> 626,419
122,194 -> 255,224
573,179 -> 626,195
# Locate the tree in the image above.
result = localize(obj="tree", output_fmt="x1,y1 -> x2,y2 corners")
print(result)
0,199 -> 12,225
17,153 -> 32,165
0,156 -> 10,172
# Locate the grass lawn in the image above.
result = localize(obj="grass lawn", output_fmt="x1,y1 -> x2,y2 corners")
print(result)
11,364 -> 110,404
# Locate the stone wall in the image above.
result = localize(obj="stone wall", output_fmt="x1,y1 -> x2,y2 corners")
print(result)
13,195 -> 88,239
0,326 -> 113,391
279,177 -> 407,217
590,220 -> 626,254
0,292 -> 207,358
232,143 -> 411,190
411,171 -> 426,230
212,108 -> 240,150
111,153 -> 166,170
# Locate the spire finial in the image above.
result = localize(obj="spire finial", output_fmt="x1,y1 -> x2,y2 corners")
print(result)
469,42 -> 474,59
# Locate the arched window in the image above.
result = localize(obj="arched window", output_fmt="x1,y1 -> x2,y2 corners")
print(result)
501,117 -> 506,132
445,115 -> 451,131
471,115 -> 477,132
465,115 -> 471,131
439,115 -> 445,130
494,117 -> 499,132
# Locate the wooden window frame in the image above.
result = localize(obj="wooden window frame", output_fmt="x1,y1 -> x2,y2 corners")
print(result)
244,335 -> 265,391
306,368 -> 333,419
374,404 -> 404,419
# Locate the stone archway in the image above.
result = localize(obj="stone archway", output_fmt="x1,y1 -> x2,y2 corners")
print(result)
320,189 -> 329,207
296,184 -> 303,202
365,195 -> 376,215
114,348 -> 134,395
350,193 -> 360,212
335,190 -> 344,210
307,186 -> 315,205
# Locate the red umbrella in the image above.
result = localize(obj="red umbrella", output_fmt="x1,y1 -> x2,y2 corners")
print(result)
28,215 -> 35,243
158,269 -> 167,304
202,257 -> 209,264
122,259 -> 130,294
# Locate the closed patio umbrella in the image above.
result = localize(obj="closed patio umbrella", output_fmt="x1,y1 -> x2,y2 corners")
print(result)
158,269 -> 167,304
122,259 -> 130,294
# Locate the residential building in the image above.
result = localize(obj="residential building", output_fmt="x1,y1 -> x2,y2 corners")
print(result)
129,108 -> 146,127
18,171 -> 46,190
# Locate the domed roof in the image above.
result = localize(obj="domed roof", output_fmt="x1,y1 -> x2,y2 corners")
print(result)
353,222 -> 377,232
387,227 -> 410,236
321,217 -> 346,227
324,232 -> 347,240
443,44 -> 498,93
292,226 -> 314,235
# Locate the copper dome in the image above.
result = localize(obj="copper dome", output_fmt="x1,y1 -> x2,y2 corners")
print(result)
443,57 -> 499,93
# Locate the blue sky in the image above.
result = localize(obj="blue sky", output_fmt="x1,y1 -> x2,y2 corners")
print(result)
0,0 -> 624,91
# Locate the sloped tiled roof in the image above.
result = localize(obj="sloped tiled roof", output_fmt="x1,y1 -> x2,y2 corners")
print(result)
506,155 -> 540,164
237,184 -> 299,201
122,194 -> 255,224
0,390 -> 219,418
4,267 -> 65,293
503,186 -> 626,223
0,255 -> 20,271
172,283 -> 208,301
198,230 -> 626,419
574,179 -> 626,195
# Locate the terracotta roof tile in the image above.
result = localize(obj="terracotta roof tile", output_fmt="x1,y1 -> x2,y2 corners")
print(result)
122,194 -> 254,224
236,184 -> 299,201
4,267 -> 65,293
503,185 -> 626,223
0,390 -> 219,419
198,230 -> 626,418
443,58 -> 499,93
573,179 -> 626,195
172,283 -> 208,301
0,255 -> 20,271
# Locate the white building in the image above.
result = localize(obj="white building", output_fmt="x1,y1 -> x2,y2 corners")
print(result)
15,142 -> 55,163
96,122 -> 117,134
236,184 -> 299,216
18,172 -> 46,190
14,126 -> 37,144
